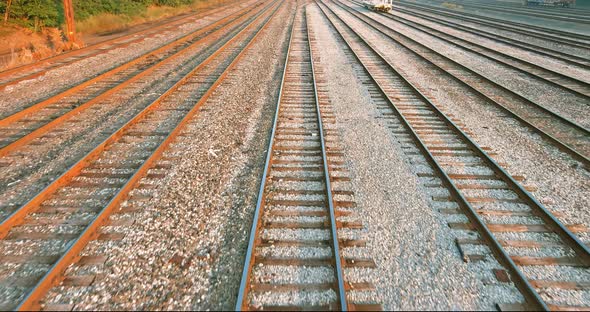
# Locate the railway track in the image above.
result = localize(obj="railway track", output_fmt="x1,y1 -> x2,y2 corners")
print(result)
0,0 -> 270,159
0,7 -> 225,89
0,0 -> 277,222
0,1 -> 249,90
0,1 -> 282,309
435,0 -> 590,24
387,4 -> 590,70
452,0 -> 590,17
444,0 -> 590,18
353,0 -> 590,99
0,0 -> 265,120
395,0 -> 590,49
236,5 -> 379,310
317,1 -> 590,309
329,0 -> 590,167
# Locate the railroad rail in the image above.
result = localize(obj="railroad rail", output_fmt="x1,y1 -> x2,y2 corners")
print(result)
0,0 -> 270,159
0,1 -> 282,309
443,0 -> 590,18
452,0 -> 590,16
316,0 -> 590,309
386,4 -> 590,70
395,0 -> 590,49
236,5 -> 379,310
331,0 -> 590,167
352,0 -> 590,99
433,0 -> 590,24
0,2 -> 245,89
0,0 -> 266,120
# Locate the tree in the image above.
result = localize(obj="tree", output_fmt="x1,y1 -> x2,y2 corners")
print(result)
4,0 -> 13,24
9,0 -> 60,30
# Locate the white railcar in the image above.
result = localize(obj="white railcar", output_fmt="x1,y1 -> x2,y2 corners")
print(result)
363,0 -> 393,12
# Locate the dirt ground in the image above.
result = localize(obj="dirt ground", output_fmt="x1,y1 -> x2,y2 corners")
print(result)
0,1 -> 234,71
0,24 -> 69,69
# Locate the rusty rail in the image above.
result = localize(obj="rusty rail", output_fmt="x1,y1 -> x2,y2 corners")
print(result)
0,1 -> 282,309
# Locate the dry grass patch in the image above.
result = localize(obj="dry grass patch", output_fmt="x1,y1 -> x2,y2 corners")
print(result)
76,0 -> 235,36
441,2 -> 464,9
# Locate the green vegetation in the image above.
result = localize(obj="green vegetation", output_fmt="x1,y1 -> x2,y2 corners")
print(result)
1,0 -> 61,30
1,0 -> 201,32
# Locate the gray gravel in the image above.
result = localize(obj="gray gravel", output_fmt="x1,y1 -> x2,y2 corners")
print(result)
384,7 -> 590,81
393,2 -> 590,58
358,5 -> 590,129
0,4 -> 273,222
40,1 -> 293,309
324,2 -> 590,307
329,0 -> 589,239
309,3 -> 522,310
0,0 -> 262,117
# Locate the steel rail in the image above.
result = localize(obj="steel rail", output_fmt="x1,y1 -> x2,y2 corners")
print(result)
395,0 -> 590,48
331,0 -> 590,167
2,1 -> 283,309
317,1 -> 590,309
448,0 -> 590,17
0,1 -> 240,88
306,6 -> 348,310
0,0 -> 265,122
0,0 -> 278,240
236,5 -> 349,310
235,5 -> 297,310
383,3 -> 590,70
0,0 -> 272,159
443,0 -> 590,19
396,0 -> 590,42
437,0 -> 590,24
350,0 -> 590,99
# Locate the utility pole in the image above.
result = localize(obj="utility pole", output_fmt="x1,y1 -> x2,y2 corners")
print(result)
63,0 -> 76,43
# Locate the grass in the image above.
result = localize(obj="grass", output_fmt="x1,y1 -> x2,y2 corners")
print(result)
76,13 -> 133,35
0,0 -> 236,70
76,0 -> 234,35
441,2 -> 464,9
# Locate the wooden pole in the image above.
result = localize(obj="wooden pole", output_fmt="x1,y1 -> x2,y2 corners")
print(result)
63,0 -> 76,42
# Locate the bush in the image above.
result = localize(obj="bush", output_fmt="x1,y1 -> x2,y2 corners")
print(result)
3,0 -> 61,31
1,0 -> 202,32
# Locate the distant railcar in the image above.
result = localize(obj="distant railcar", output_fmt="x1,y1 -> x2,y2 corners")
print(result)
363,0 -> 393,12
522,0 -> 575,7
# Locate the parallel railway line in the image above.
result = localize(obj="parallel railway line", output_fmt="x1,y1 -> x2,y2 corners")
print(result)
236,5 -> 379,310
0,0 -> 270,158
387,4 -> 590,70
432,0 -> 590,24
0,0 -> 586,309
353,0 -> 590,99
0,2 -> 248,90
0,1 -> 282,309
395,0 -> 590,49
450,0 -> 590,17
331,0 -> 590,167
317,1 -> 590,309
0,0 -> 279,224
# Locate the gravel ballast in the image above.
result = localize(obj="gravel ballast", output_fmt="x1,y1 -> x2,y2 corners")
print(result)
0,0 -> 261,117
346,2 -> 590,129
1,0 -> 588,309
308,4 -> 522,310
0,3 -> 275,222
326,1 -> 590,235
40,1 -> 293,309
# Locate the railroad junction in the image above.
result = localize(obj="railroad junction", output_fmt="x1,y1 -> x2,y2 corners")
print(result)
0,0 -> 588,310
